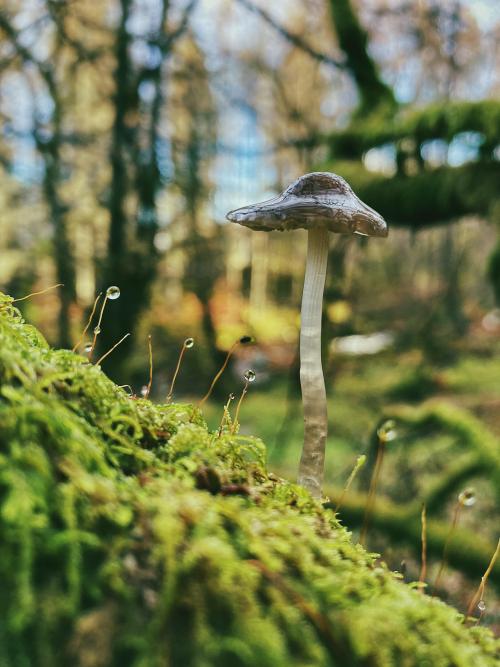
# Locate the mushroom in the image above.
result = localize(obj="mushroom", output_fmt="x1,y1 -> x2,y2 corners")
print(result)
226,172 -> 387,498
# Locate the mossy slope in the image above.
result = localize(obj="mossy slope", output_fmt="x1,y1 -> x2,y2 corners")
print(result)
0,293 -> 498,667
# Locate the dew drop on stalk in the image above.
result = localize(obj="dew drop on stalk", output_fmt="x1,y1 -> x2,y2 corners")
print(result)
106,285 -> 121,300
458,487 -> 476,507
377,419 -> 397,443
140,385 -> 148,397
84,342 -> 92,353
477,600 -> 486,612
184,337 -> 194,348
93,326 -> 101,335
244,369 -> 256,383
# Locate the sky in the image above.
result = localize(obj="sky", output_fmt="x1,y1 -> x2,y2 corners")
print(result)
3,0 -> 499,220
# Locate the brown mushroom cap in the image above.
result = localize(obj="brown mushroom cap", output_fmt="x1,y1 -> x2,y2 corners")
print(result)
226,172 -> 388,238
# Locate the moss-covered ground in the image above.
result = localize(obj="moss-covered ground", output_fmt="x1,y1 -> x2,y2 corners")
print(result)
1,292 -> 499,666
203,346 -> 500,615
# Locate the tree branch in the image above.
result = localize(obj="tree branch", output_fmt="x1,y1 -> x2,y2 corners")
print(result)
234,0 -> 345,70
157,0 -> 199,52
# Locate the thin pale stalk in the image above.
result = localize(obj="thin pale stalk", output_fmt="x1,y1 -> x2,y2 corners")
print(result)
334,455 -> 366,512
13,283 -> 63,303
89,295 -> 109,358
418,504 -> 427,593
466,538 -> 500,617
297,227 -> 329,498
167,344 -> 187,403
218,395 -> 235,437
72,293 -> 102,353
199,341 -> 239,407
360,441 -> 386,545
145,335 -> 153,398
433,502 -> 461,593
95,333 -> 130,366
231,382 -> 249,433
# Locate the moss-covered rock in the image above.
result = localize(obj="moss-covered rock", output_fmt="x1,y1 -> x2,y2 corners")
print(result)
0,292 -> 498,666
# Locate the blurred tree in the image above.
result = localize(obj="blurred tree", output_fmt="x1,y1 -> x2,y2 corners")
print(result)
327,0 -> 396,115
97,0 -> 198,376
169,32 -> 226,378
0,0 -> 199,365
323,0 -> 500,310
0,7 -> 77,346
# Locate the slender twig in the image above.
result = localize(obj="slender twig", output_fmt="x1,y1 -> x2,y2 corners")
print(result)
95,333 -> 130,366
161,0 -> 198,50
72,293 -> 102,353
234,0 -> 344,69
13,283 -> 63,303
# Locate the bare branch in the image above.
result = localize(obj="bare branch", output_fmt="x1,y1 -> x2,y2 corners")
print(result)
0,11 -> 45,71
157,0 -> 199,52
234,0 -> 345,70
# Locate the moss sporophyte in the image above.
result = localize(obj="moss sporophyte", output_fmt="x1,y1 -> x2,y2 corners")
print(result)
0,290 -> 499,665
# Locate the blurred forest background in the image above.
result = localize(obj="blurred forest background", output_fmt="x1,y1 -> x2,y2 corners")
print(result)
1,0 -> 500,628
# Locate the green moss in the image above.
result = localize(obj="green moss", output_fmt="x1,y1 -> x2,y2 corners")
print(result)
325,401 -> 500,590
323,159 -> 500,229
326,100 -> 500,159
0,292 -> 498,666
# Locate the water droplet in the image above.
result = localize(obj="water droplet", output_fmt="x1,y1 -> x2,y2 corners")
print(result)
84,342 -> 92,353
229,393 -> 236,400
239,335 -> 253,345
184,337 -> 194,348
140,385 -> 148,397
477,600 -> 486,612
244,369 -> 256,383
93,326 -> 101,335
106,285 -> 120,300
377,419 -> 397,443
458,487 -> 476,507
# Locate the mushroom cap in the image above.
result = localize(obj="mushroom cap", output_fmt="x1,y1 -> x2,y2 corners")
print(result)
226,172 -> 388,238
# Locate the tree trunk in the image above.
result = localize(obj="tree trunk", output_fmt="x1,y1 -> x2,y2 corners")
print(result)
327,0 -> 396,114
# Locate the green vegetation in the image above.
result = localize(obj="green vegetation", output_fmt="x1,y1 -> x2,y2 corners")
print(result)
318,101 -> 500,159
1,295 -> 499,666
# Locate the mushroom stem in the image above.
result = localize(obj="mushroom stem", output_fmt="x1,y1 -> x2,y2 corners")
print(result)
297,227 -> 329,497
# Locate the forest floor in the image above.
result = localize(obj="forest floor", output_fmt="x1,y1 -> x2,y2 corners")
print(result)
202,340 -> 500,630
203,341 -> 500,483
